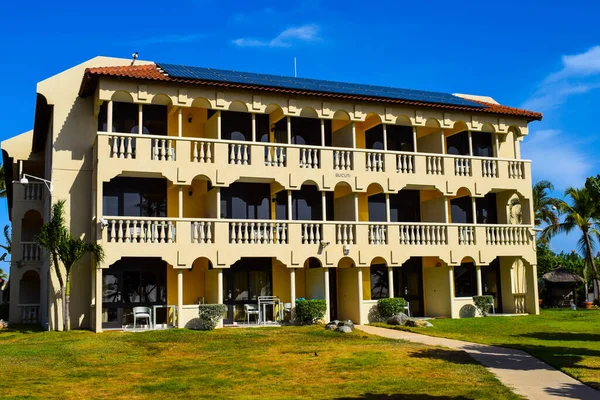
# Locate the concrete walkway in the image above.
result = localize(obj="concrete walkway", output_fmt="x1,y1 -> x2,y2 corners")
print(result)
356,325 -> 599,400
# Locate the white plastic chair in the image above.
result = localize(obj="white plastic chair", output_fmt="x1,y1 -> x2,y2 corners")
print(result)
404,301 -> 411,318
283,302 -> 293,320
244,304 -> 260,324
133,306 -> 152,330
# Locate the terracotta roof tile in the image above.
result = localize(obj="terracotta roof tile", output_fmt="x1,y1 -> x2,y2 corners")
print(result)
79,64 -> 542,121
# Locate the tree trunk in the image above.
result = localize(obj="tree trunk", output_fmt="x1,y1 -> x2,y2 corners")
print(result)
65,276 -> 71,331
583,232 -> 600,301
51,253 -> 67,331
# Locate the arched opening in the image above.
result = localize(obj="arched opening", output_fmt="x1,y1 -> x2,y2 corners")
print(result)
259,105 -> 286,144
331,182 -> 354,221
360,183 -> 386,222
369,257 -> 389,300
175,257 -> 215,329
229,100 -> 248,113
19,270 -> 40,304
396,257 -> 424,317
186,97 -> 215,140
336,257 -> 360,322
291,108 -> 321,146
387,121 -> 414,152
331,110 -> 352,148
222,110 -> 251,142
357,113 -> 383,150
292,181 -> 322,221
449,187 -> 473,224
173,175 -> 214,219
415,118 -> 443,154
472,123 -> 495,157
455,257 -> 477,299
21,210 -> 42,242
446,121 -> 470,156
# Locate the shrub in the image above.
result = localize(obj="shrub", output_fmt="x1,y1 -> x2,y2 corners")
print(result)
377,298 -> 407,319
197,304 -> 227,330
472,296 -> 494,317
294,299 -> 327,325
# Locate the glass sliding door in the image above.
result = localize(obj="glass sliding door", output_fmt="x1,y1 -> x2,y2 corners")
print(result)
223,258 -> 272,324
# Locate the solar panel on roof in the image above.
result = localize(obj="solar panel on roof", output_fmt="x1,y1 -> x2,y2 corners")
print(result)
156,62 -> 486,108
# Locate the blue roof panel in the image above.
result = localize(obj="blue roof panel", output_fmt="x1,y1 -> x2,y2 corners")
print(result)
156,62 -> 485,109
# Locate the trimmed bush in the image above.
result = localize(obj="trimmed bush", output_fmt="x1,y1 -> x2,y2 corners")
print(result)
197,304 -> 227,330
472,296 -> 494,317
294,299 -> 327,325
377,298 -> 407,319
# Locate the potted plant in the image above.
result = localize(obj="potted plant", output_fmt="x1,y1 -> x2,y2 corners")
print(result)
582,301 -> 593,309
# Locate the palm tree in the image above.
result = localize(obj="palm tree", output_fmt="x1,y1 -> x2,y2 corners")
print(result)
532,180 -> 561,243
35,200 -> 104,331
556,187 -> 600,300
0,164 -> 6,198
0,226 -> 11,280
0,268 -> 7,280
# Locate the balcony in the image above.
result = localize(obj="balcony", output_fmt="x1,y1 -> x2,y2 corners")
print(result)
100,216 -> 534,267
96,133 -> 531,194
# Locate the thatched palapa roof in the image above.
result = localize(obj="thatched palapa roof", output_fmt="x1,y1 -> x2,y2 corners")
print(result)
542,265 -> 584,283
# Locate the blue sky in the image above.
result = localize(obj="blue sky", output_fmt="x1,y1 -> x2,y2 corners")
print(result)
1,0 -> 599,260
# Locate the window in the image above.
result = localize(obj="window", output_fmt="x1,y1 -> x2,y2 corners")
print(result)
368,193 -> 387,222
370,264 -> 389,299
142,104 -> 167,135
365,125 -> 384,150
389,190 -> 420,222
291,117 -> 321,146
220,183 -> 270,219
450,196 -> 473,223
454,263 -> 477,297
112,102 -> 138,133
275,190 -> 288,220
387,125 -> 414,152
103,178 -> 167,217
446,131 -> 470,155
476,193 -> 498,224
292,185 -> 322,220
222,111 -> 251,141
472,132 -> 493,157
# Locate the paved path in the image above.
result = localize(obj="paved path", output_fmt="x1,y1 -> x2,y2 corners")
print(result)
356,325 -> 598,400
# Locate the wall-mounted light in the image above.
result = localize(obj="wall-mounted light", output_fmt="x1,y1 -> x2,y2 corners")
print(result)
270,124 -> 276,132
188,187 -> 194,196
188,114 -> 193,123
435,262 -> 442,268
343,244 -> 350,256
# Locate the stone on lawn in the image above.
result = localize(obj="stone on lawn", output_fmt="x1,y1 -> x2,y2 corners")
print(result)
325,322 -> 338,331
336,325 -> 352,333
339,320 -> 354,328
387,313 -> 409,326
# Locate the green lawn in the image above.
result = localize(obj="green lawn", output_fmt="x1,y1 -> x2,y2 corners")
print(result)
0,326 -> 521,400
373,309 -> 600,390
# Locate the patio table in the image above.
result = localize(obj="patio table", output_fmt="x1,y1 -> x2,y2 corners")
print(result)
257,296 -> 282,324
152,304 -> 178,328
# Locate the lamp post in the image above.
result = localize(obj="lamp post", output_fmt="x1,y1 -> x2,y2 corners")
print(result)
19,174 -> 53,193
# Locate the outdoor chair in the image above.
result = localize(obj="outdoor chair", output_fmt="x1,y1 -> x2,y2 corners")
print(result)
283,302 -> 293,320
132,306 -> 152,330
405,301 -> 411,318
244,303 -> 260,324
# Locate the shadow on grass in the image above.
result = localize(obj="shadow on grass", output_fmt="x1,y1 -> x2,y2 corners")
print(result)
0,324 -> 44,334
335,394 -> 472,399
517,332 -> 600,342
408,348 -> 479,365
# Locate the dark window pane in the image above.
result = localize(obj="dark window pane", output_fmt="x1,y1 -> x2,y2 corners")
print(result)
370,264 -> 389,299
368,193 -> 387,222
366,124 -> 384,150
451,196 -> 473,223
472,132 -> 493,157
390,190 -> 420,222
292,185 -> 322,220
113,102 -> 138,134
222,111 -> 251,141
446,131 -> 470,155
103,178 -> 167,217
142,104 -> 167,135
454,263 -> 477,297
291,117 -> 321,146
98,102 -> 108,131
386,125 -> 414,152
476,193 -> 498,224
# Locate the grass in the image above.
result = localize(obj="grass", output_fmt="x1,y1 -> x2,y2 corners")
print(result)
372,309 -> 600,390
0,325 -> 521,400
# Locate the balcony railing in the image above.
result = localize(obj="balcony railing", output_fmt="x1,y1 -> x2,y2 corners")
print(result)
22,242 -> 41,261
98,133 -> 530,181
23,183 -> 44,200
18,304 -> 40,324
102,217 -> 533,250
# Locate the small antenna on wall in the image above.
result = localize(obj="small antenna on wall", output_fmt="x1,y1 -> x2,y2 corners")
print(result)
294,57 -> 297,78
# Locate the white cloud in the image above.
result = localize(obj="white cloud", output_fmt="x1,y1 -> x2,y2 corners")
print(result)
522,46 -> 600,112
521,129 -> 593,190
124,33 -> 207,46
233,24 -> 320,48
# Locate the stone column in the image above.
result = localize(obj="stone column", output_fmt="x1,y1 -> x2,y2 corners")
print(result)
217,269 -> 223,305
388,267 -> 394,298
357,267 -> 363,324
94,267 -> 103,333
177,270 -> 184,328
526,263 -> 540,315
107,101 -> 113,133
476,265 -> 483,296
448,266 -> 456,318
290,268 -> 296,319
324,268 -> 330,322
